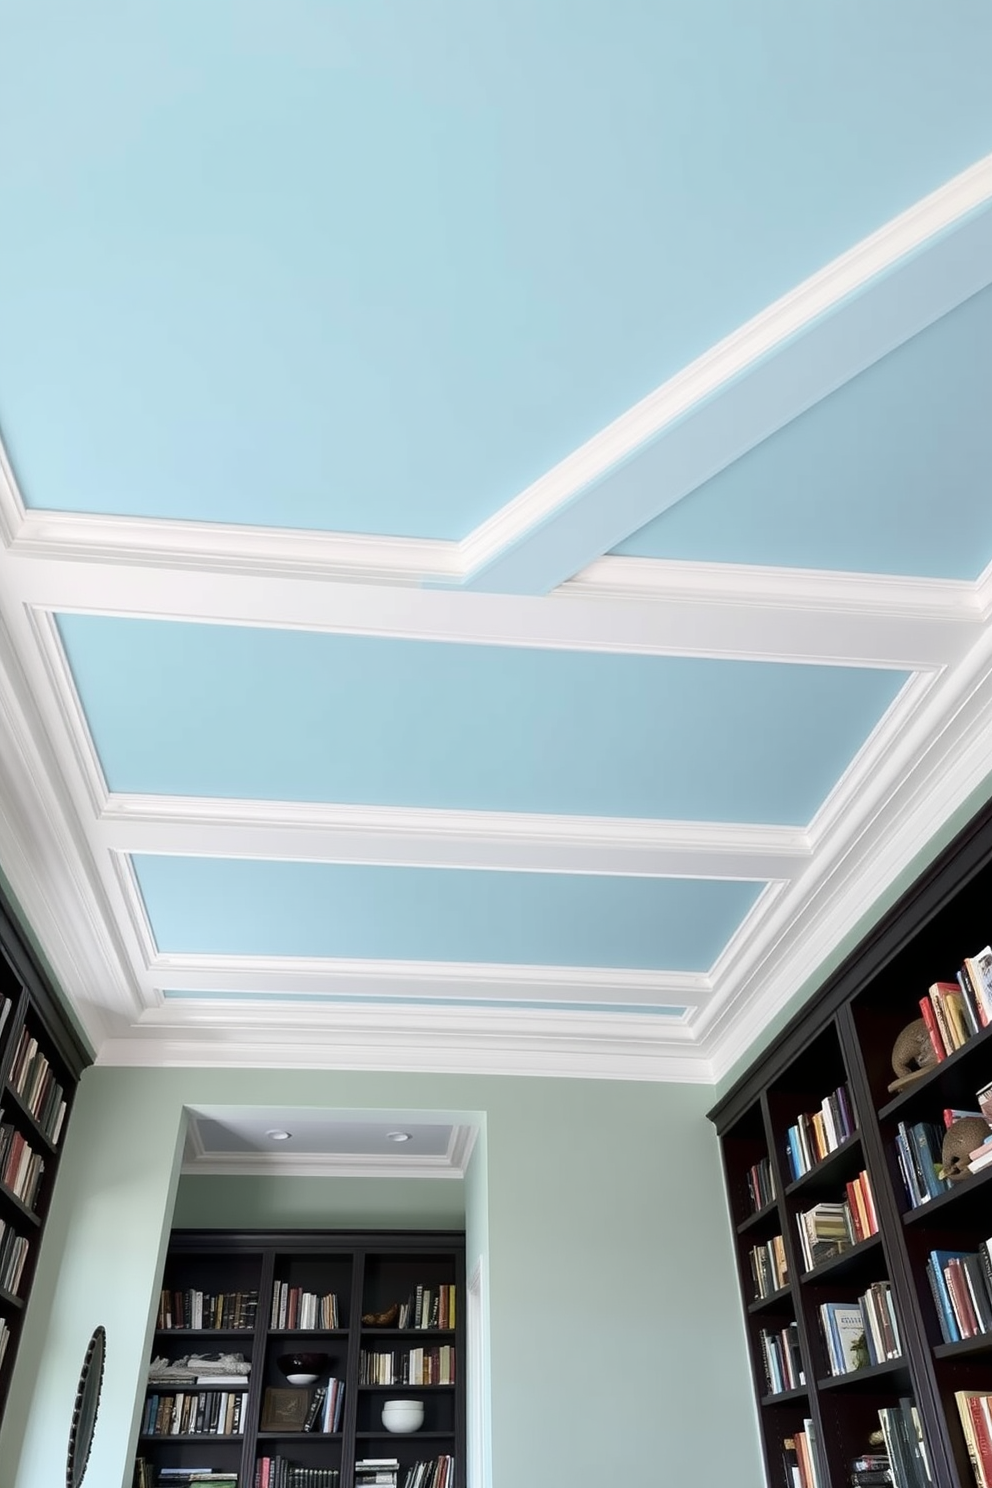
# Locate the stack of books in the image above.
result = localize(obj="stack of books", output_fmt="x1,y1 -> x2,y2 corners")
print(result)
894,1121 -> 950,1209
5,1025 -> 67,1144
355,1460 -> 399,1488
154,1470 -> 239,1488
955,1392 -> 992,1487
359,1346 -> 454,1386
819,1286 -> 901,1375
926,1243 -> 992,1342
395,1286 -> 456,1331
849,1451 -> 891,1486
749,1234 -> 788,1299
0,1217 -> 30,1296
782,1420 -> 823,1488
784,1084 -> 856,1181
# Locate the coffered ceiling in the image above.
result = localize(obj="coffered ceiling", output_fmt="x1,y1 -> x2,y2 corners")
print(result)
1,3 -> 991,1083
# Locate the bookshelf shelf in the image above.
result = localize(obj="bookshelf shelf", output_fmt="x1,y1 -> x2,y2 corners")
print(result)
710,794 -> 992,1488
135,1230 -> 465,1488
0,887 -> 88,1432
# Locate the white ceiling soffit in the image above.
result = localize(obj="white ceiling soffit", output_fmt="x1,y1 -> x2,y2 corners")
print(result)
181,1109 -> 479,1179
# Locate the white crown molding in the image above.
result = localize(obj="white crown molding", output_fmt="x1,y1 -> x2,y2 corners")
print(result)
95,1000 -> 714,1083
458,156 -> 992,592
99,794 -> 809,881
181,1121 -> 478,1179
703,628 -> 992,1078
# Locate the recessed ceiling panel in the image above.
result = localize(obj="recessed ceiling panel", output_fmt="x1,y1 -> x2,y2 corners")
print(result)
58,617 -> 908,825
132,854 -> 761,971
1,6 -> 989,536
612,286 -> 992,577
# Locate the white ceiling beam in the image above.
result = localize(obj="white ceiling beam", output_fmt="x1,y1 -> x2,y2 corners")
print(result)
455,156 -> 992,594
98,793 -> 809,880
4,546 -> 979,670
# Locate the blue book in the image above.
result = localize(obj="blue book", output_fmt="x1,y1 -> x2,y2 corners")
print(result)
928,1250 -> 972,1343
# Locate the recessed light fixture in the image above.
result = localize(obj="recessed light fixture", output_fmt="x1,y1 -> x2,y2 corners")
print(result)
265,1129 -> 292,1141
386,1131 -> 412,1143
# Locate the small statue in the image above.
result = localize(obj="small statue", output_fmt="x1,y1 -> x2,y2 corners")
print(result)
941,1116 -> 992,1182
361,1302 -> 399,1327
887,1018 -> 939,1092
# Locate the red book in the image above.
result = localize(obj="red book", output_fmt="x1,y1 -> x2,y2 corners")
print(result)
946,1258 -> 980,1338
965,1394 -> 992,1488
919,995 -> 946,1060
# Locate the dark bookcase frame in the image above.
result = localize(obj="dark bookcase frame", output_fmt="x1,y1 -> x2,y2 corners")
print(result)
0,887 -> 90,1424
137,1229 -> 466,1488
709,796 -> 992,1488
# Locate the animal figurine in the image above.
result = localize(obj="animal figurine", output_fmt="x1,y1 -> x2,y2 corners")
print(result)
361,1302 -> 399,1327
887,1018 -> 939,1093
941,1116 -> 992,1182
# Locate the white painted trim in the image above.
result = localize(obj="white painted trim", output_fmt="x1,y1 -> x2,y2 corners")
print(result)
95,1001 -> 715,1083
99,794 -> 809,880
458,154 -> 992,580
6,543 -> 978,671
142,951 -> 707,1009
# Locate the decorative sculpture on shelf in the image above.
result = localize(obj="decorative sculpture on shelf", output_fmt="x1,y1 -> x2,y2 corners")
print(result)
940,1116 -> 992,1182
361,1302 -> 399,1328
887,1018 -> 939,1093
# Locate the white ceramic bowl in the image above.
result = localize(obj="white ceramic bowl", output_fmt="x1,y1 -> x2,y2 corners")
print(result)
381,1399 -> 424,1434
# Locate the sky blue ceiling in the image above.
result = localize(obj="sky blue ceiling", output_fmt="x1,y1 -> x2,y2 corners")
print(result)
133,855 -> 761,971
613,285 -> 992,577
57,615 -> 907,824
1,4 -> 990,541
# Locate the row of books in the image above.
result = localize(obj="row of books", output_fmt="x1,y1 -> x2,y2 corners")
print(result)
397,1460 -> 454,1488
358,1345 -> 456,1386
819,1282 -> 901,1377
0,994 -> 12,1041
0,1316 -> 8,1369
254,1460 -> 338,1488
926,1241 -> 992,1342
749,1233 -> 788,1299
918,948 -> 992,1061
956,1391 -> 992,1488
795,1173 -> 877,1272
784,1083 -> 856,1181
303,1379 -> 345,1435
142,1390 -> 246,1437
785,1402 -> 930,1488
759,1321 -> 804,1396
157,1289 -> 259,1331
0,1121 -> 44,1211
356,1461 -> 401,1488
745,1155 -> 776,1214
270,1282 -> 340,1332
0,1217 -> 29,1296
6,1024 -> 67,1145
895,1118 -> 951,1208
396,1286 -> 456,1332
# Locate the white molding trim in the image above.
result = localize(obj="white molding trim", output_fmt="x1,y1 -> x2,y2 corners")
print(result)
142,951 -> 707,1010
8,552 -> 978,671
703,625 -> 992,1078
99,795 -> 809,880
458,154 -> 992,588
95,1000 -> 715,1083
181,1120 -> 478,1179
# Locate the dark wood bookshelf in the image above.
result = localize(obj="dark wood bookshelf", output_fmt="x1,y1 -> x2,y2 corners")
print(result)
709,793 -> 992,1488
135,1229 -> 465,1488
0,885 -> 89,1428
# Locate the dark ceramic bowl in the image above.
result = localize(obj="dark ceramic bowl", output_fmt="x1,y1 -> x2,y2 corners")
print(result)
277,1352 -> 331,1383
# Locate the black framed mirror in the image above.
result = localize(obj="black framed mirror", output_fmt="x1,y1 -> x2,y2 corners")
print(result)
66,1325 -> 105,1488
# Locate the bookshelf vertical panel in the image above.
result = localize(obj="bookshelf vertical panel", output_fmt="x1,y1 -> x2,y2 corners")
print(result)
711,795 -> 992,1488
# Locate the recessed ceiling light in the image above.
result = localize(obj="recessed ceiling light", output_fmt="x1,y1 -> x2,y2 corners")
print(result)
386,1131 -> 412,1143
265,1129 -> 292,1141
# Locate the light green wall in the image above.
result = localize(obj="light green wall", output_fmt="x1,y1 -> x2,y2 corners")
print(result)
173,1173 -> 466,1230
0,1065 -> 761,1488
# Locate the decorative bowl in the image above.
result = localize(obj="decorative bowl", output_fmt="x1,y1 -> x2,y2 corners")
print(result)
277,1351 -> 330,1386
381,1398 -> 424,1434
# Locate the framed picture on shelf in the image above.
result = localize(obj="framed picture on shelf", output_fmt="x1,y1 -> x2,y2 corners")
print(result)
260,1387 -> 310,1432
